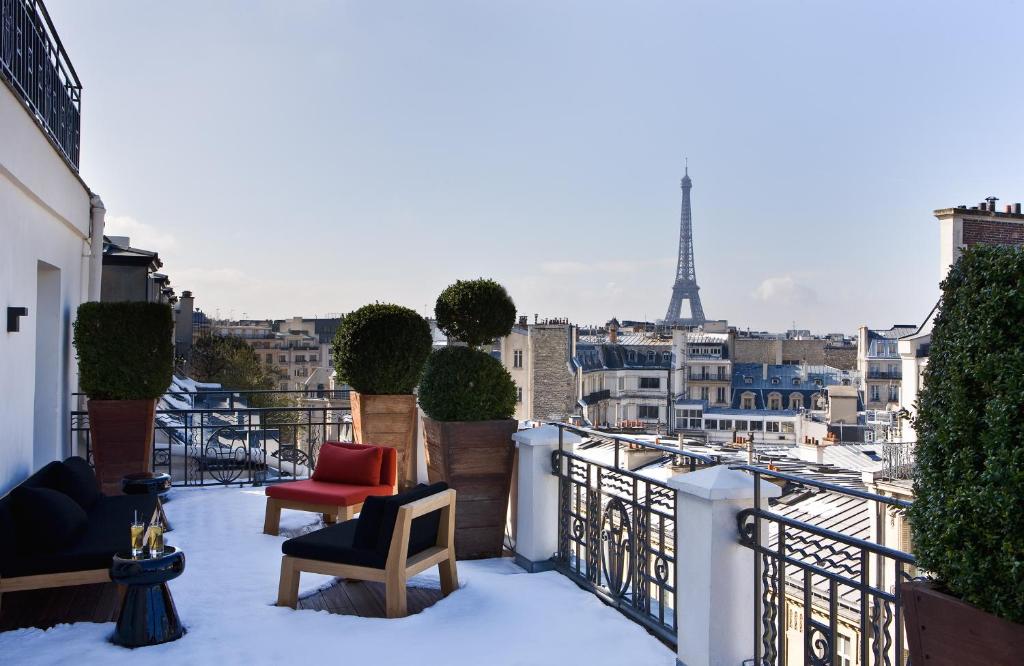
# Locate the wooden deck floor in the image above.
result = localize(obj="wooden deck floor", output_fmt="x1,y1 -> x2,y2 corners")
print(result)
0,578 -> 444,632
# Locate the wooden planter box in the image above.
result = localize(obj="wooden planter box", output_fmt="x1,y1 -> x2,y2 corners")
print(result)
901,581 -> 1024,665
87,399 -> 157,495
422,416 -> 518,560
351,392 -> 418,489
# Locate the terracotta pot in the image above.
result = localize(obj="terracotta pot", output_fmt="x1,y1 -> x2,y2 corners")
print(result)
901,581 -> 1024,666
422,416 -> 518,560
351,392 -> 418,489
87,399 -> 157,495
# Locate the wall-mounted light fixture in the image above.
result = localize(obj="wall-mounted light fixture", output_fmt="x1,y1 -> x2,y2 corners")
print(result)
7,307 -> 28,332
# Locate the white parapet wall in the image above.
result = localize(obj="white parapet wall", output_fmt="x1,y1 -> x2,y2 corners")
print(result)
0,80 -> 95,494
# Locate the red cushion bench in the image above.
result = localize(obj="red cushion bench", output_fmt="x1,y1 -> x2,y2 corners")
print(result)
263,442 -> 397,536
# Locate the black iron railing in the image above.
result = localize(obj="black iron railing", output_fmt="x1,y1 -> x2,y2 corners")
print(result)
867,370 -> 902,380
881,442 -> 915,482
733,465 -> 916,666
0,0 -> 81,168
549,423 -> 718,647
71,390 -> 352,487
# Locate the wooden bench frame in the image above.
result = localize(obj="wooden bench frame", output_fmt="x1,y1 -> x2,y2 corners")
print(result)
0,569 -> 113,615
263,497 -> 364,536
276,489 -> 458,618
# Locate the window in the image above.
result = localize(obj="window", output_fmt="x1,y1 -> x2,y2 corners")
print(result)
743,376 -> 752,384
792,377 -> 801,386
662,351 -> 671,363
617,376 -> 625,391
789,393 -> 804,410
627,350 -> 636,362
771,377 -> 780,385
294,369 -> 304,377
889,385 -> 899,402
700,386 -> 709,401
741,392 -> 755,410
768,392 -> 782,410
870,384 -> 881,402
735,419 -> 749,431
295,355 -> 306,363
717,367 -> 727,380
716,387 -> 726,404
837,634 -> 853,666
647,351 -> 655,362
310,355 -> 318,363
639,377 -> 660,389
766,421 -> 780,433
516,386 -> 523,403
265,354 -> 272,363
782,422 -> 795,434
513,349 -> 523,368
749,420 -> 763,431
638,405 -> 659,419
279,355 -> 287,363
719,419 -> 733,430
704,419 -> 717,430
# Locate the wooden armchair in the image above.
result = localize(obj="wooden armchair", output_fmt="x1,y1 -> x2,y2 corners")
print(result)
276,483 -> 458,618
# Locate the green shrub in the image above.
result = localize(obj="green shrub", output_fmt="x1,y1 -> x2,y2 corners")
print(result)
908,244 -> 1024,623
418,346 -> 516,421
331,304 -> 432,395
73,301 -> 174,400
435,279 -> 516,348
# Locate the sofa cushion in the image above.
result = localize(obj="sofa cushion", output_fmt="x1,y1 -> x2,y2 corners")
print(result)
51,457 -> 102,509
265,479 -> 393,506
312,444 -> 383,486
353,482 -> 448,559
323,442 -> 397,487
11,486 -> 89,552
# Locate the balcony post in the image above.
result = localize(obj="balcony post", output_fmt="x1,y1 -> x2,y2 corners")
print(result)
669,467 -> 781,666
511,425 -> 580,572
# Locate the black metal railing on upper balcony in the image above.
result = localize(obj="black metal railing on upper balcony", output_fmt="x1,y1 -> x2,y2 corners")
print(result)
881,441 -> 915,482
867,369 -> 902,380
549,423 -> 718,647
0,0 -> 81,168
733,465 -> 916,666
70,390 -> 352,487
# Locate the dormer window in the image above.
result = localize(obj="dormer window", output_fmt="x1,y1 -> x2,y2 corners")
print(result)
647,351 -> 655,362
792,378 -> 801,386
627,351 -> 636,362
744,376 -> 752,384
771,377 -> 780,385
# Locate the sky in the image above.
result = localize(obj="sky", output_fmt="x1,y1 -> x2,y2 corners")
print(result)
48,0 -> 1024,333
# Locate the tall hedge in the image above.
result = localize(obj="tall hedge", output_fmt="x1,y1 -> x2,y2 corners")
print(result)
435,279 -> 516,348
73,301 -> 175,400
908,244 -> 1024,623
331,304 -> 432,395
418,346 -> 517,421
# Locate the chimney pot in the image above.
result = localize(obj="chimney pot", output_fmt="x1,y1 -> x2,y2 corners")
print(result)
1006,205 -> 1013,214
1016,203 -> 1022,215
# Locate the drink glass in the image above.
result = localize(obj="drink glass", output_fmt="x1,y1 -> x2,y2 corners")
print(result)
147,523 -> 164,557
130,518 -> 145,558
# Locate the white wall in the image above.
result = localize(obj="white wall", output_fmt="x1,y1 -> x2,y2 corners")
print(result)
0,83 -> 94,494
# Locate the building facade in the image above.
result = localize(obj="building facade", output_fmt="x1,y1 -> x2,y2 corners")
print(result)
857,325 -> 915,410
499,319 -> 577,422
0,0 -> 106,492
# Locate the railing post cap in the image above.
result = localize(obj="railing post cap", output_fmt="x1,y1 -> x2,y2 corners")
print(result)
668,466 -> 782,501
511,424 -> 582,447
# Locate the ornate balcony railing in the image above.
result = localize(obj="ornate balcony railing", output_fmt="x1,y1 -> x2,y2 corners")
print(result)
70,390 -> 352,487
733,465 -> 916,666
0,0 -> 81,168
867,369 -> 902,380
549,423 -> 717,647
881,442 -> 915,481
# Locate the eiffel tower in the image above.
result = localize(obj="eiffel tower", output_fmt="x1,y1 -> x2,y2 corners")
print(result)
663,163 -> 706,326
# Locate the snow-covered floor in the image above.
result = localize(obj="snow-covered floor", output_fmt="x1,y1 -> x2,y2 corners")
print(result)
0,486 -> 675,666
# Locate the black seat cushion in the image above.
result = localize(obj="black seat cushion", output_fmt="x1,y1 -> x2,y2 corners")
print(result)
353,482 -> 448,560
284,482 -> 449,570
51,457 -> 102,509
1,493 -> 158,578
11,486 -> 89,552
282,519 -> 386,568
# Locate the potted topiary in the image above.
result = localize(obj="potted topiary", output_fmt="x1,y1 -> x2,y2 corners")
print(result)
331,303 -> 432,489
901,245 -> 1024,664
73,302 -> 174,494
419,279 -> 518,559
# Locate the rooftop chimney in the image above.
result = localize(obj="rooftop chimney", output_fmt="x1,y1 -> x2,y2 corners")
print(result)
986,196 -> 999,212
762,363 -> 768,380
1016,203 -> 1022,215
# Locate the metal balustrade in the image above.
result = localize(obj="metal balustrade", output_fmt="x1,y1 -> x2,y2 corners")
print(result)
70,390 -> 352,487
733,465 -> 916,666
549,423 -> 717,647
0,0 -> 81,168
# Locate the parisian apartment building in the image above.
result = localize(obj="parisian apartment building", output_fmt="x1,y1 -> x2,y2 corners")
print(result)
214,316 -> 341,392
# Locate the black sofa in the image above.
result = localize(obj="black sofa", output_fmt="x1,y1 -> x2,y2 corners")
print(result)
0,457 -> 159,602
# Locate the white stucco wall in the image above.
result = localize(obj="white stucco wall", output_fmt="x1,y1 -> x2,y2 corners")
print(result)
0,82 -> 94,494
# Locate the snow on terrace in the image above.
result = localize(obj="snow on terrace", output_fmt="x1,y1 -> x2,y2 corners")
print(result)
0,486 -> 674,666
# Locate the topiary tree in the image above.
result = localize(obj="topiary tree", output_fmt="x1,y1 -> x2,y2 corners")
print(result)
435,278 -> 516,348
418,346 -> 517,421
331,303 -> 432,395
908,244 -> 1024,623
73,301 -> 175,400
